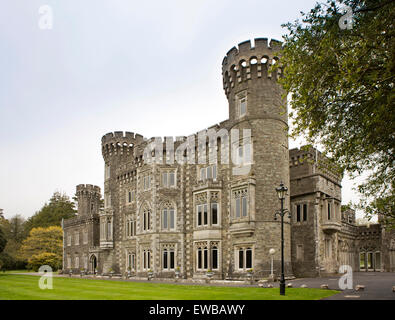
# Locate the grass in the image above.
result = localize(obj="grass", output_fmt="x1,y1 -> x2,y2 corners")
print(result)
2,269 -> 35,274
0,274 -> 339,300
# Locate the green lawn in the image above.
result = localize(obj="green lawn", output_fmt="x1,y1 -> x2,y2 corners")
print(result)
0,274 -> 338,300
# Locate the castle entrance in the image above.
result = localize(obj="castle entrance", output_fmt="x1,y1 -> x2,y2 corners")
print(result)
90,255 -> 97,272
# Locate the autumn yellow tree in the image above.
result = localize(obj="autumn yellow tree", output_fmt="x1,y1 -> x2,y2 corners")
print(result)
19,226 -> 63,271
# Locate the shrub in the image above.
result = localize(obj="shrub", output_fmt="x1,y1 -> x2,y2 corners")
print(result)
27,252 -> 62,271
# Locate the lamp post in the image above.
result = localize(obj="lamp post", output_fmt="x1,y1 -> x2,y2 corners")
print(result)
274,182 -> 290,295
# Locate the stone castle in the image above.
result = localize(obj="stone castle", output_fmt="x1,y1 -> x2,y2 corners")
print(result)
62,38 -> 395,279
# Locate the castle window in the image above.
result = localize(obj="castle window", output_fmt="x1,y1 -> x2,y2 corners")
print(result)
359,252 -> 366,269
204,247 -> 208,269
142,249 -> 151,270
67,234 -> 72,246
127,253 -> 136,270
212,247 -> 218,270
196,242 -> 219,271
237,92 -> 247,117
74,232 -> 80,245
328,203 -> 331,220
196,204 -> 208,227
162,248 -> 175,270
296,205 -> 301,222
67,256 -> 71,268
162,171 -> 176,188
142,208 -> 151,232
75,256 -> 79,269
162,208 -> 175,230
126,190 -> 135,204
236,247 -> 253,270
199,165 -> 217,181
126,218 -> 136,237
211,203 -> 218,225
106,217 -> 112,240
233,189 -> 248,219
196,245 -> 208,270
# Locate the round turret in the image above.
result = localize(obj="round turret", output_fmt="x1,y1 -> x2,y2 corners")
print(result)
101,131 -> 145,163
222,38 -> 284,123
222,38 -> 292,276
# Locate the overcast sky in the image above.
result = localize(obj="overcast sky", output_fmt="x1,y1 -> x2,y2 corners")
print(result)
0,0 -> 365,220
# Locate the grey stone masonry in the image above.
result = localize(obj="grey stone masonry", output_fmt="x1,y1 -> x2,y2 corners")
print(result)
63,38 -> 395,279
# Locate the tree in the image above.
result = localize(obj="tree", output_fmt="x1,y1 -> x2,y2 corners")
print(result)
27,252 -> 62,272
277,0 -> 395,223
19,226 -> 63,271
7,214 -> 27,242
0,227 -> 6,254
24,191 -> 76,233
0,215 -> 28,270
19,226 -> 63,258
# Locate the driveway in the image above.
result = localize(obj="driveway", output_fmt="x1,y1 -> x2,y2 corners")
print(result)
284,272 -> 395,300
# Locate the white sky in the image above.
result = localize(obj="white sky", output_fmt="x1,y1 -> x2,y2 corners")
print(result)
0,0 -> 366,220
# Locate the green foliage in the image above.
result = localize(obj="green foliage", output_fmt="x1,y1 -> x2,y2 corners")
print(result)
24,192 -> 76,233
27,252 -> 62,272
0,227 -> 7,254
19,226 -> 63,261
0,215 -> 27,270
6,214 -> 27,242
0,252 -> 27,271
278,0 -> 395,222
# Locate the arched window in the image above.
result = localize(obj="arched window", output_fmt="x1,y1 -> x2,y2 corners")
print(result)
106,217 -> 112,239
162,202 -> 176,230
212,246 -> 218,270
141,204 -> 151,232
142,249 -> 151,270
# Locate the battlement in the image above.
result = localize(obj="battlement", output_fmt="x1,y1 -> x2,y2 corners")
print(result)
101,131 -> 145,146
222,38 -> 283,97
76,184 -> 101,195
289,146 -> 342,184
101,131 -> 145,161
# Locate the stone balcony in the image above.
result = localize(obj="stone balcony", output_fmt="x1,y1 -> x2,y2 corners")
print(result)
192,179 -> 223,192
229,220 -> 255,237
321,220 -> 341,233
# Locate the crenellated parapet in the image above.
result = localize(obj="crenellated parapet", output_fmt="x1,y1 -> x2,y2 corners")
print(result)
76,184 -> 101,196
289,146 -> 342,186
101,131 -> 145,162
222,38 -> 283,98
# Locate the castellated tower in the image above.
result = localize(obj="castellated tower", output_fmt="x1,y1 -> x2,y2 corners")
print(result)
222,38 -> 292,275
76,184 -> 101,216
100,132 -> 145,273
